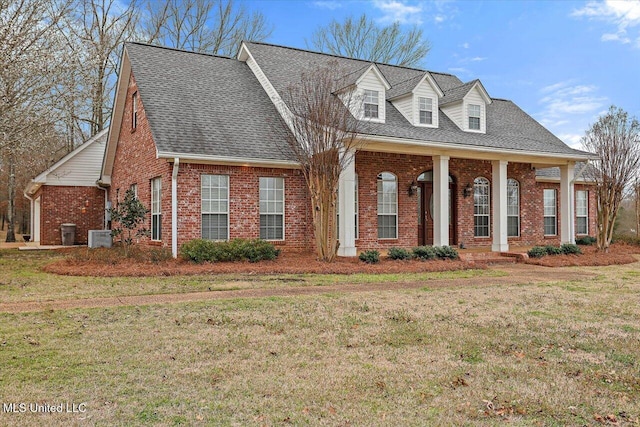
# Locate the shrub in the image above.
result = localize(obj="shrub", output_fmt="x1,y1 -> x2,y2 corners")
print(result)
434,245 -> 459,260
527,246 -> 548,258
359,250 -> 380,264
412,246 -> 437,261
180,238 -> 279,263
544,245 -> 562,255
560,243 -> 582,255
387,247 -> 412,260
575,235 -> 597,245
612,235 -> 640,246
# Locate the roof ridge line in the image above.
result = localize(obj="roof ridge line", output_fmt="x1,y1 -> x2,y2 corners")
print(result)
125,41 -> 235,60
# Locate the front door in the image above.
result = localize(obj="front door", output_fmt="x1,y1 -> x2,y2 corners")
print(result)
417,174 -> 457,246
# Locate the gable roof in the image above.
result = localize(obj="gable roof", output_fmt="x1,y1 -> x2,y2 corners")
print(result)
127,42 -> 296,163
386,72 -> 445,100
440,79 -> 491,106
242,42 -> 594,161
25,129 -> 108,196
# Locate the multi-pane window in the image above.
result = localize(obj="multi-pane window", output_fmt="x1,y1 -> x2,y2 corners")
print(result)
336,174 -> 359,239
151,177 -> 161,241
132,92 -> 138,129
543,189 -> 557,236
377,172 -> 397,239
364,90 -> 379,119
507,178 -> 520,237
129,183 -> 138,199
201,175 -> 229,240
474,177 -> 490,237
468,104 -> 481,130
576,190 -> 588,235
259,177 -> 284,240
419,97 -> 433,125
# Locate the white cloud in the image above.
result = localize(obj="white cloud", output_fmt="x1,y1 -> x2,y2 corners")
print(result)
557,133 -> 584,149
572,0 -> 640,48
470,56 -> 486,62
373,0 -> 423,25
461,42 -> 470,49
312,1 -> 343,10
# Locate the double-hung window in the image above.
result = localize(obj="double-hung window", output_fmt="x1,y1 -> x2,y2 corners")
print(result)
474,177 -> 490,237
151,177 -> 161,241
260,177 -> 284,240
468,104 -> 481,130
419,97 -> 433,125
576,190 -> 588,235
543,189 -> 557,236
507,179 -> 520,237
377,172 -> 397,239
364,90 -> 379,119
202,175 -> 229,240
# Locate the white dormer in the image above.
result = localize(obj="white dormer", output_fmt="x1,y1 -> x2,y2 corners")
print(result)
354,64 -> 391,123
389,72 -> 444,128
441,80 -> 492,134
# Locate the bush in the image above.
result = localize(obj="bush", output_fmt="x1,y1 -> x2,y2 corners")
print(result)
612,234 -> 640,246
180,238 -> 279,263
387,247 -> 412,260
560,243 -> 582,255
412,246 -> 437,261
575,235 -> 597,245
434,245 -> 459,260
527,246 -> 548,258
544,245 -> 563,255
359,250 -> 380,264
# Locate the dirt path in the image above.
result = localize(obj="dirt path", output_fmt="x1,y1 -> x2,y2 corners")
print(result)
0,263 -> 598,314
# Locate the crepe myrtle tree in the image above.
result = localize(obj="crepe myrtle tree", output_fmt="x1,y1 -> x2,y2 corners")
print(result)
277,60 -> 364,262
582,106 -> 640,252
108,188 -> 149,255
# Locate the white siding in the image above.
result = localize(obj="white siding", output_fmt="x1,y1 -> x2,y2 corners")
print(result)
45,137 -> 106,186
392,95 -> 413,123
412,83 -> 439,127
358,69 -> 386,122
464,87 -> 487,133
442,103 -> 464,130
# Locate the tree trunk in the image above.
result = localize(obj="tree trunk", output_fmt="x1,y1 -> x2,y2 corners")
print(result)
5,149 -> 16,243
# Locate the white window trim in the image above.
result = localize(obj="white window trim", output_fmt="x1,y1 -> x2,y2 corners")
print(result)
474,177 -> 491,238
259,177 -> 285,241
377,172 -> 398,240
151,177 -> 161,241
201,174 -> 230,241
467,103 -> 482,132
576,190 -> 589,235
543,189 -> 557,236
416,96 -> 436,128
507,178 -> 520,238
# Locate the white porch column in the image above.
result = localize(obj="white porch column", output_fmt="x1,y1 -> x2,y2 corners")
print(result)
492,160 -> 509,252
337,151 -> 357,257
560,162 -> 576,244
171,158 -> 180,258
433,155 -> 450,246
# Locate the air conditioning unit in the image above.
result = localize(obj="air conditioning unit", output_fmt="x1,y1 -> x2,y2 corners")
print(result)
88,230 -> 112,248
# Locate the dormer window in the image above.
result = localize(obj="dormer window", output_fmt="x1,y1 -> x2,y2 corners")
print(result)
468,104 -> 481,130
364,90 -> 379,119
419,97 -> 433,125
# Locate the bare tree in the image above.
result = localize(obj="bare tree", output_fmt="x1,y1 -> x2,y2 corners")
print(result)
308,14 -> 430,67
0,0 -> 70,242
278,61 -> 363,262
582,106 -> 640,251
141,0 -> 272,56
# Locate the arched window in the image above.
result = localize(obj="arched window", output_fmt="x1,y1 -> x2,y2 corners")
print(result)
377,172 -> 397,239
474,177 -> 490,237
507,178 -> 519,237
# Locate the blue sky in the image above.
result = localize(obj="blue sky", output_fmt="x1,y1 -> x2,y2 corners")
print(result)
243,0 -> 640,149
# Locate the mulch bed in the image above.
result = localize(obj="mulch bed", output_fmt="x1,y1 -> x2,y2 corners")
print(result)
524,243 -> 640,267
41,244 -> 640,277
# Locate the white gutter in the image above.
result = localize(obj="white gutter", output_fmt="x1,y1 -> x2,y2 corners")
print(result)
157,152 -> 300,169
171,158 -> 180,258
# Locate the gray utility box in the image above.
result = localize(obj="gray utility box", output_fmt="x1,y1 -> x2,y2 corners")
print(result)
88,230 -> 113,248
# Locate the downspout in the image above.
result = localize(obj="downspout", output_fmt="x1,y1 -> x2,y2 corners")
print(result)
96,180 -> 109,229
23,191 -> 34,242
172,158 -> 180,258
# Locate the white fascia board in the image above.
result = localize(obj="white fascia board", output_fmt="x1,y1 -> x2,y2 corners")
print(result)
361,134 -> 597,163
356,64 -> 391,90
157,152 -> 301,169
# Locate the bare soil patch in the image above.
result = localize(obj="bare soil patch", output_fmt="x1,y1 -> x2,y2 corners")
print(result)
525,243 -> 640,267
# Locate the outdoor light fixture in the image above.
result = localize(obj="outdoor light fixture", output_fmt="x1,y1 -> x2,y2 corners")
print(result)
463,183 -> 473,198
408,181 -> 419,196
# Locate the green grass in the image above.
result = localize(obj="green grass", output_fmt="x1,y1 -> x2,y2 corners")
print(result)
0,250 -> 640,425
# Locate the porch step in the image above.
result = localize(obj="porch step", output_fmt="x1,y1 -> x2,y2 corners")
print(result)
459,251 -> 522,265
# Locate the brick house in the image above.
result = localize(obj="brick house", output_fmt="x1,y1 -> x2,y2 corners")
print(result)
24,130 -> 107,245
100,42 -> 597,257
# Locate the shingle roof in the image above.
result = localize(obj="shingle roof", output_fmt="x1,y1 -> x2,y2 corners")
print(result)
440,79 -> 479,105
125,42 -> 294,162
244,41 -> 593,158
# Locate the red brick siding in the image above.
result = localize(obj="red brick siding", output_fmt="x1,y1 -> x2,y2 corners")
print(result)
38,186 -> 105,245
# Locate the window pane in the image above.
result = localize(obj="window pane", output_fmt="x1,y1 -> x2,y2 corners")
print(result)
474,177 -> 490,237
201,175 -> 229,240
377,172 -> 397,239
259,177 -> 284,239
